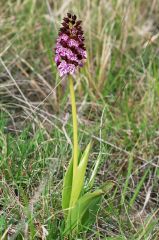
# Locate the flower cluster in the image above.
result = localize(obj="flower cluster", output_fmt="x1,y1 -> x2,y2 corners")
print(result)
55,13 -> 86,77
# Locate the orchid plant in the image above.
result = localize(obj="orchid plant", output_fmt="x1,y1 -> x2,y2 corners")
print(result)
55,13 -> 113,235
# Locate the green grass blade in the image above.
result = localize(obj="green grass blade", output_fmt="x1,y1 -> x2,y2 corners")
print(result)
121,154 -> 133,205
129,168 -> 149,208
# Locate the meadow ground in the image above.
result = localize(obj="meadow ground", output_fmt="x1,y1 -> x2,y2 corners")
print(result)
0,0 -> 159,239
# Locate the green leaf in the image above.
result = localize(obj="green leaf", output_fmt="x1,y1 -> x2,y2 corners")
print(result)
69,142 -> 92,207
80,192 -> 102,227
64,189 -> 103,235
62,159 -> 73,215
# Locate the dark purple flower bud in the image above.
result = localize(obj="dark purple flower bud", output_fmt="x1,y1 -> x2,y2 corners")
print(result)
79,30 -> 84,34
75,20 -> 82,26
71,20 -> 76,25
77,54 -> 83,60
63,17 -> 70,23
79,43 -> 84,48
67,13 -> 72,18
62,22 -> 69,28
72,15 -> 77,21
60,39 -> 68,48
55,13 -> 87,77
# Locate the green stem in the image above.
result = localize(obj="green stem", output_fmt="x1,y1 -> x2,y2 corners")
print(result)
69,75 -> 78,181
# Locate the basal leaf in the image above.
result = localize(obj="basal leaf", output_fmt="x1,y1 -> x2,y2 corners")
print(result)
64,189 -> 103,235
62,159 -> 73,216
69,142 -> 91,207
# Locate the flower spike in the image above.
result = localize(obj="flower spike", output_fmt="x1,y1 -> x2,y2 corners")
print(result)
55,13 -> 87,77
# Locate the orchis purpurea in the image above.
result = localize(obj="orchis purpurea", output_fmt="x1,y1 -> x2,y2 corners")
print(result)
54,13 -> 114,236
55,13 -> 86,77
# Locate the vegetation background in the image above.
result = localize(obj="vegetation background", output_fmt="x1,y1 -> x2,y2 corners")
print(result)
0,0 -> 159,239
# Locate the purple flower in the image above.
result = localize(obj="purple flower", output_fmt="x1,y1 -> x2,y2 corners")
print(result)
55,13 -> 87,77
58,61 -> 76,77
